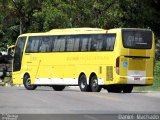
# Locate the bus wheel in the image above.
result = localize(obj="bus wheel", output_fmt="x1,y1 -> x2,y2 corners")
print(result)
79,74 -> 91,92
90,75 -> 101,92
23,75 -> 37,90
122,85 -> 133,93
52,85 -> 65,91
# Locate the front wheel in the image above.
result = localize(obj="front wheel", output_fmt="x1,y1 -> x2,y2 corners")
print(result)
52,85 -> 65,91
23,75 -> 37,90
90,75 -> 101,92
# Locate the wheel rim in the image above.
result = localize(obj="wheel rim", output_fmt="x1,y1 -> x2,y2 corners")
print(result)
80,80 -> 86,89
26,78 -> 32,87
92,78 -> 98,89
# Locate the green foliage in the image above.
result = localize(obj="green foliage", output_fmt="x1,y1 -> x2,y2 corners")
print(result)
42,1 -> 72,30
153,61 -> 160,90
0,0 -> 160,53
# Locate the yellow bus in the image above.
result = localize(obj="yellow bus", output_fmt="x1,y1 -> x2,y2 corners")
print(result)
12,28 -> 155,93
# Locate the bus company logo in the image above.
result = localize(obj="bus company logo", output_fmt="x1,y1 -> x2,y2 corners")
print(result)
123,62 -> 128,68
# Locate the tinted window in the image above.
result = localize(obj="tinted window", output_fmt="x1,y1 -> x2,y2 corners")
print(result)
122,29 -> 152,49
59,37 -> 66,51
26,37 -> 41,53
80,34 -> 116,51
81,37 -> 90,51
52,36 -> 66,52
90,35 -> 103,51
73,37 -> 80,51
103,35 -> 116,51
66,36 -> 74,51
25,34 -> 116,53
39,37 -> 52,52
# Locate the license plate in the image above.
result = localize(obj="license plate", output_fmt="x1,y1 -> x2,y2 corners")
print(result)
134,77 -> 140,80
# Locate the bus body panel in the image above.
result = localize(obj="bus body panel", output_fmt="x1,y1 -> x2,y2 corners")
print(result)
22,52 -> 115,85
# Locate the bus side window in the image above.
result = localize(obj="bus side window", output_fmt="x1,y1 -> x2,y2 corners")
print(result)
73,37 -> 80,51
26,37 -> 40,53
87,37 -> 92,51
25,39 -> 32,53
39,36 -> 52,52
52,37 -> 60,52
102,39 -> 107,51
33,37 -> 40,52
52,36 -> 66,52
105,35 -> 116,51
96,39 -> 103,51
81,36 -> 89,51
51,36 -> 55,51
90,38 -> 97,51
106,37 -> 112,51
59,37 -> 66,52
66,36 -> 74,51
89,35 -> 103,51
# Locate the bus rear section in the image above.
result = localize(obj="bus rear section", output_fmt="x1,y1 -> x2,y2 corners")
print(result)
116,29 -> 154,89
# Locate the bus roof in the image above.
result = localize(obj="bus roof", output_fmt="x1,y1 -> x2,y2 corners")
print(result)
49,28 -> 106,32
19,28 -> 107,37
18,28 -> 152,37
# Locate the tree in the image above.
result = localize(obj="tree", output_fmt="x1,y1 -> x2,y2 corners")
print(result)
0,0 -> 18,50
0,0 -> 42,50
0,0 -> 160,55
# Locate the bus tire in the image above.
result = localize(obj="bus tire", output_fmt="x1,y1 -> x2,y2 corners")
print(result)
79,74 -> 91,92
52,85 -> 65,91
90,75 -> 101,92
23,75 -> 37,90
122,85 -> 133,93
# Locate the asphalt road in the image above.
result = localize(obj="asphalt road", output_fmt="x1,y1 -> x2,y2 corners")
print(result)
0,86 -> 160,115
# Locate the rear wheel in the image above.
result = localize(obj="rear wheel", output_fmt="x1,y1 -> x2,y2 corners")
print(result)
52,85 -> 65,91
122,85 -> 133,93
90,75 -> 101,92
23,75 -> 37,90
79,74 -> 91,92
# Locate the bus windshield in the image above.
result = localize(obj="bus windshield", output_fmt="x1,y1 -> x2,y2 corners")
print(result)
122,29 -> 152,49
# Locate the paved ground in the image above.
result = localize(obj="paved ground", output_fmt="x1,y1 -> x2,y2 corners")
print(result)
0,86 -> 160,115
